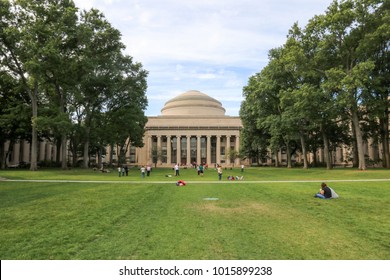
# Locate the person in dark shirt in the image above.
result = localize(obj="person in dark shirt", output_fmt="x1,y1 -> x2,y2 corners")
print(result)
314,182 -> 333,199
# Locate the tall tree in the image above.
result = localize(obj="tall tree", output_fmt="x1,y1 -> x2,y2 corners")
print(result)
0,71 -> 31,168
105,54 -> 148,165
0,0 -> 44,170
33,0 -> 79,169
317,0 -> 385,170
357,0 -> 390,167
76,8 -> 125,168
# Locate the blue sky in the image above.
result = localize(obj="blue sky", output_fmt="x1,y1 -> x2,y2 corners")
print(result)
73,0 -> 333,116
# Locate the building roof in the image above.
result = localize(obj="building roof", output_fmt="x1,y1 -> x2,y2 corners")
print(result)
146,90 -> 242,130
160,90 -> 226,116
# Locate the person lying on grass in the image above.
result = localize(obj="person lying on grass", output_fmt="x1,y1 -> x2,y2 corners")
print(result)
176,180 -> 186,186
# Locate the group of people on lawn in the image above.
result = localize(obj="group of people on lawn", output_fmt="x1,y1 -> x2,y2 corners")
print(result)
111,163 -> 338,198
175,163 -> 339,199
174,162 -> 245,181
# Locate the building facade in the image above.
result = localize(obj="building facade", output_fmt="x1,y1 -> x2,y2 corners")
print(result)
2,90 -> 387,168
107,90 -> 243,167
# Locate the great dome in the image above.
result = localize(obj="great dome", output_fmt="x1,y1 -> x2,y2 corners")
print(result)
160,90 -> 226,116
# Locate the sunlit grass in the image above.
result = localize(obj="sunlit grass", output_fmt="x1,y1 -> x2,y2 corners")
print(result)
0,168 -> 389,259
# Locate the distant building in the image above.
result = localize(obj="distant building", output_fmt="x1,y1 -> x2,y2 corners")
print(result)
107,90 -> 243,167
2,90 -> 386,168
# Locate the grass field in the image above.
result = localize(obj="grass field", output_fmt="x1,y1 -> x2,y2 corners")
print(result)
0,167 -> 389,260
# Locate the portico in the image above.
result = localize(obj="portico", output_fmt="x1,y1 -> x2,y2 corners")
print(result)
137,90 -> 243,167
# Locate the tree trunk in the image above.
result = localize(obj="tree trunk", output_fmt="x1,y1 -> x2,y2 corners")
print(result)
83,120 -> 91,168
380,116 -> 390,168
97,146 -> 103,168
83,140 -> 89,168
286,144 -> 292,168
0,140 -> 5,169
320,123 -> 332,170
109,143 -> 114,164
29,81 -> 39,171
61,135 -> 67,169
299,132 -> 308,169
274,149 -> 280,167
351,108 -> 366,170
56,137 -> 61,164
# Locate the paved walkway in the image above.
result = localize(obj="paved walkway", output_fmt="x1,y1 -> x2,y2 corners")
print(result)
1,178 -> 390,184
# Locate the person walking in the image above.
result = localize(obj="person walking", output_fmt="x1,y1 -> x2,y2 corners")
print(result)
140,166 -> 146,178
174,163 -> 180,176
199,163 -> 204,176
124,165 -> 129,176
146,165 -> 151,176
217,165 -> 223,181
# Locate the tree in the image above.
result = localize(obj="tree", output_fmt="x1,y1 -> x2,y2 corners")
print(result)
1,0 -> 80,170
316,0 -> 385,170
0,0 -> 42,170
32,0 -> 78,169
241,0 -> 387,169
0,71 -> 31,168
104,55 -> 148,164
75,8 -> 126,168
357,0 -> 390,167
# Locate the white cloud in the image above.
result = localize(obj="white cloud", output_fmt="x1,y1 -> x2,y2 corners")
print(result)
73,0 -> 333,116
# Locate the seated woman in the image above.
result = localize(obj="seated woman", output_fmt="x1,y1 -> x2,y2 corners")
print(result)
314,182 -> 333,199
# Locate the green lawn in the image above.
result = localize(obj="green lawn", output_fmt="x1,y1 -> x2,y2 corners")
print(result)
0,167 -> 389,260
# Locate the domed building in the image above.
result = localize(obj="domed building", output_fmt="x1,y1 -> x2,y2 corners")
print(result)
135,90 -> 243,167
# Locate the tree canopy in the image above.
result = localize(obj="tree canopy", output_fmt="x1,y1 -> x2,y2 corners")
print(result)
240,0 -> 389,169
0,0 -> 148,169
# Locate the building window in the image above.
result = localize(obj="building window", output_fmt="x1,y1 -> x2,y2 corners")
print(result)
161,136 -> 167,163
211,136 -> 216,164
201,136 -> 207,164
171,137 -> 177,164
190,137 -> 197,164
181,137 -> 187,164
129,145 -> 136,163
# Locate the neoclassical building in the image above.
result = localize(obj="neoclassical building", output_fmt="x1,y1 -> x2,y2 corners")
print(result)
116,90 -> 243,167
3,90 -> 386,168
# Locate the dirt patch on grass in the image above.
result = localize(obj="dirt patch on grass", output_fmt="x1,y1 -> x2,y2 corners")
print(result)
193,201 -> 271,215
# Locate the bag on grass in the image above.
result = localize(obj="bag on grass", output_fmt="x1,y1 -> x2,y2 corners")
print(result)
330,187 -> 339,198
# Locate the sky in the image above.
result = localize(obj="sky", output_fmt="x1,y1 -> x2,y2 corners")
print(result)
72,0 -> 333,116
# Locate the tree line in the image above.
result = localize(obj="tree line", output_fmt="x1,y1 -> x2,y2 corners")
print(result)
0,0 -> 148,170
240,0 -> 389,170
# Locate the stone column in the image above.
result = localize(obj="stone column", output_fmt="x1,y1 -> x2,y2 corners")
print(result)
167,135 -> 171,165
226,135 -> 231,166
157,135 -> 162,166
216,135 -> 221,165
46,142 -> 52,161
147,136 -> 152,164
197,136 -> 201,164
13,142 -> 20,164
235,135 -> 240,166
206,135 -> 211,166
176,135 -> 181,164
40,142 -> 46,161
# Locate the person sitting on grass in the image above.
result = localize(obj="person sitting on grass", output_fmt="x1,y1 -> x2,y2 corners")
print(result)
176,180 -> 186,186
314,182 -> 338,199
